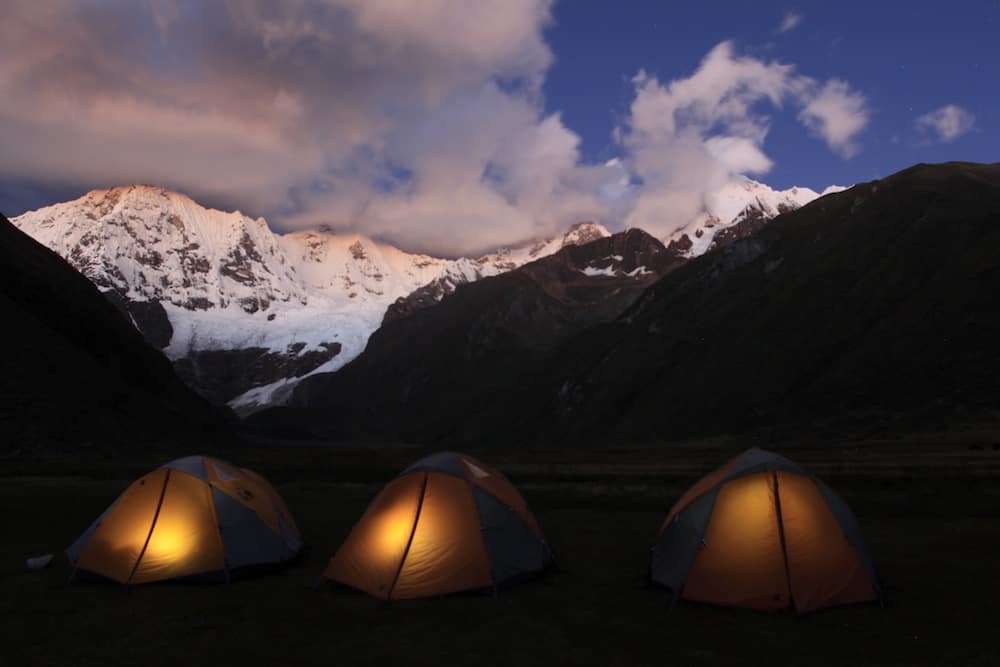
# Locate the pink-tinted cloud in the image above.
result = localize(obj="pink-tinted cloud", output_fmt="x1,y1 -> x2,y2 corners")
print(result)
1,6 -> 868,253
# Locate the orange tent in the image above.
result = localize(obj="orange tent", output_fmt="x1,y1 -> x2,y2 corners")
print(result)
324,452 -> 552,600
67,456 -> 301,584
650,448 -> 881,612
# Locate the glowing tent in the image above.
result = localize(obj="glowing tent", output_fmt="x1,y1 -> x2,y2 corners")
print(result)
67,456 -> 302,584
324,452 -> 552,600
650,448 -> 881,612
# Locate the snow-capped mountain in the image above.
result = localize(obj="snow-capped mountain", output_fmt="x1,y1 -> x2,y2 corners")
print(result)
12,177 -> 835,413
664,178 -> 846,257
11,186 -> 611,412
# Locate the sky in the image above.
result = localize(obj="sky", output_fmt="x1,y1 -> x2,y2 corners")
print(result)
1,1 -> 997,255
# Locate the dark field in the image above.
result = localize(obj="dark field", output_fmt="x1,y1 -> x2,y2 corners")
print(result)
2,438 -> 999,666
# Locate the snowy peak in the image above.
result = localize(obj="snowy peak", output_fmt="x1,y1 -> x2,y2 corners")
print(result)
478,221 -> 612,268
562,221 -> 613,247
665,177 -> 843,258
15,185 -> 302,314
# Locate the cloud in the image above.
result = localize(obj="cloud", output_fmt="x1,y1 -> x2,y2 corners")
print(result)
797,79 -> 870,158
0,7 -> 868,254
916,105 -> 976,143
0,0 -> 614,255
618,41 -> 869,237
778,12 -> 802,33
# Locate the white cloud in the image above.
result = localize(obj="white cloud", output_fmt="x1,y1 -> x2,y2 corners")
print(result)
779,12 -> 802,33
916,105 -> 976,143
618,41 -> 869,237
797,79 -> 870,158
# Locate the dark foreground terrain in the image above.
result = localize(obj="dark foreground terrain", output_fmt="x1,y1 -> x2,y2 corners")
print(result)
2,438 -> 998,666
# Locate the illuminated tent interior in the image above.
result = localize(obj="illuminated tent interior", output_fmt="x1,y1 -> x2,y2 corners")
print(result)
650,448 -> 881,612
67,456 -> 302,584
324,452 -> 552,600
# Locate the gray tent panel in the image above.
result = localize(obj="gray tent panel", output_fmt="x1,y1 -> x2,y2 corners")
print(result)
650,488 -> 719,592
401,452 -> 467,478
163,456 -> 208,480
472,486 -> 550,585
814,480 -> 882,597
723,448 -> 807,482
211,488 -> 287,570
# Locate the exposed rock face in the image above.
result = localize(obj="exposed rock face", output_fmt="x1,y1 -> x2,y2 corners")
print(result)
0,213 -> 231,452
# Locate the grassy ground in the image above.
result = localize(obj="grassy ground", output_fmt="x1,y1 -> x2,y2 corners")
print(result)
1,439 -> 998,666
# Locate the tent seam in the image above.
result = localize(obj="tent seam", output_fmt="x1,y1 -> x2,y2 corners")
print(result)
772,471 -> 796,612
126,469 -> 171,587
386,471 -> 429,601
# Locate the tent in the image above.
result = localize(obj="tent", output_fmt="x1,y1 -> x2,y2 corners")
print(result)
67,456 -> 302,584
324,452 -> 552,600
650,448 -> 881,612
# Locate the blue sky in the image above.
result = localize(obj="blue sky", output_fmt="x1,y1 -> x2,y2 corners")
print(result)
543,1 -> 999,191
1,1 -> 997,253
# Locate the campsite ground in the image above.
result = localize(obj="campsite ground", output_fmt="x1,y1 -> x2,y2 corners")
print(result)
2,434 -> 999,666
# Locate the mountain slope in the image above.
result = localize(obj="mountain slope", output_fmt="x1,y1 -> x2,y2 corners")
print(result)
0,213 -> 231,452
259,162 -> 1000,444
553,162 -> 1000,441
383,221 -> 611,322
262,229 -> 683,441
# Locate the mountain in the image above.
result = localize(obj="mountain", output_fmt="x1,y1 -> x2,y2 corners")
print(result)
258,162 -> 1000,444
663,178 -> 845,258
550,162 -> 1000,441
11,186 -> 450,406
12,188 -> 616,412
12,177 -> 827,413
0,213 -> 231,453
255,228 -> 684,441
383,221 -> 611,322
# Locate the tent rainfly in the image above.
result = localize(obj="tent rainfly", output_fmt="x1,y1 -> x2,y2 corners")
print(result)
324,452 -> 552,600
650,448 -> 881,612
67,456 -> 302,584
